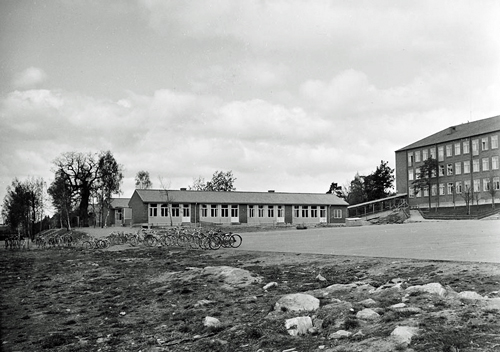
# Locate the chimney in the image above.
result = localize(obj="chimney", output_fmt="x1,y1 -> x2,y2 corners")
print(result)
268,190 -> 275,193
180,188 -> 187,191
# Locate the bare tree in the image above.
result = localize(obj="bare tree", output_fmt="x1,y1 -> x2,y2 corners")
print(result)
459,185 -> 473,215
158,176 -> 175,226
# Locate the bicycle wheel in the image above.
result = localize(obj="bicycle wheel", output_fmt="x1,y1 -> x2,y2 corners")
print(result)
230,234 -> 242,248
208,236 -> 221,250
82,241 -> 93,250
144,235 -> 158,247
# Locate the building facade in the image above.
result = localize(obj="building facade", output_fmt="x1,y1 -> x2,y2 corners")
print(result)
128,189 -> 348,227
107,198 -> 132,227
395,115 -> 500,208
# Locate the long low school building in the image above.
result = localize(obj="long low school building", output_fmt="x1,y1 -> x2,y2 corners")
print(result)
128,189 -> 348,227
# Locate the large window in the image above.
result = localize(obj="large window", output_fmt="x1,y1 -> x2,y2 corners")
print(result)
333,209 -> 342,219
482,137 -> 489,151
447,164 -> 453,176
447,183 -> 454,195
430,147 -> 436,159
431,185 -> 437,196
492,135 -> 498,149
422,149 -> 428,160
311,206 -> 318,218
483,178 -> 491,192
320,206 -> 326,218
439,165 -> 445,176
439,183 -> 445,196
221,205 -> 229,217
472,139 -> 479,155
277,206 -> 284,218
454,143 -> 461,156
267,206 -> 274,218
171,204 -> 180,217
492,156 -> 499,170
464,180 -> 471,192
258,205 -> 264,217
464,160 -> 470,174
446,145 -> 452,157
183,204 -> 190,217
473,159 -> 480,172
455,162 -> 461,175
408,169 -> 414,181
455,181 -> 462,193
210,205 -> 218,217
161,204 -> 168,217
438,146 -> 444,161
302,206 -> 309,218
473,179 -> 480,192
463,140 -> 470,154
408,152 -> 414,166
423,187 -> 429,197
493,177 -> 500,191
231,205 -> 238,218
415,151 -> 421,162
201,205 -> 208,217
294,206 -> 300,217
149,203 -> 158,217
482,158 -> 489,171
248,205 -> 255,218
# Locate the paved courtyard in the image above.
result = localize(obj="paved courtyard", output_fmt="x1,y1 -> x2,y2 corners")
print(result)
237,220 -> 500,263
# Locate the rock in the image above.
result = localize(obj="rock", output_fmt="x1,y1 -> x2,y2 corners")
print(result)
316,274 -> 327,282
263,282 -> 278,290
328,330 -> 352,339
306,282 -> 375,298
203,316 -> 221,328
359,298 -> 378,307
284,316 -> 313,336
202,266 -> 262,288
390,303 -> 406,309
458,291 -> 484,302
390,326 -> 420,345
356,308 -> 380,321
194,299 -> 215,307
406,282 -> 447,297
274,293 -> 320,313
483,297 -> 500,311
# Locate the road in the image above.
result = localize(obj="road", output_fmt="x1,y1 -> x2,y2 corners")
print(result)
236,220 -> 500,263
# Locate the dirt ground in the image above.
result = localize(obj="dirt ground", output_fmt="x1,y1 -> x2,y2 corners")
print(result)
1,229 -> 500,352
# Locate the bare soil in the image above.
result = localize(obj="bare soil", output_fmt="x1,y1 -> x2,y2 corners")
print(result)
1,230 -> 500,352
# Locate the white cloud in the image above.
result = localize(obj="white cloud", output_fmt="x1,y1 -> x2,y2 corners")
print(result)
12,67 -> 48,89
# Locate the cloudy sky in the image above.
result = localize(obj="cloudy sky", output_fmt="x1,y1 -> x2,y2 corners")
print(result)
1,0 -> 500,212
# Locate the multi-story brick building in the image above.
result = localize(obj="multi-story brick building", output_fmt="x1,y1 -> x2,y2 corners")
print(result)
395,115 -> 500,208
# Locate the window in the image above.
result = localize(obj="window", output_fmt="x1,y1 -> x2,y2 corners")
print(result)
464,160 -> 470,173
149,204 -> 158,217
248,205 -> 255,218
161,204 -> 168,217
171,204 -> 180,217
431,184 -> 437,196
439,165 -> 445,176
472,139 -> 479,155
455,162 -> 461,175
454,143 -> 461,155
258,205 -> 264,217
447,183 -> 454,195
415,151 -> 421,162
493,177 -> 500,191
231,205 -> 238,218
409,188 -> 415,198
408,152 -> 414,166
447,164 -> 453,176
311,206 -> 318,218
333,209 -> 342,219
492,156 -> 499,170
473,179 -> 480,192
464,180 -> 471,192
319,206 -> 326,218
423,187 -> 429,197
439,183 -> 445,195
492,135 -> 498,149
438,146 -> 444,161
221,205 -> 229,217
422,149 -> 429,160
446,145 -> 452,157
430,147 -> 436,160
201,205 -> 208,217
463,140 -> 470,154
277,206 -> 284,218
294,206 -> 300,217
415,167 -> 420,179
408,169 -> 414,181
483,178 -> 491,192
482,137 -> 489,151
482,158 -> 489,171
302,206 -> 309,218
183,204 -> 190,217
455,181 -> 462,194
210,205 -> 218,217
267,206 -> 274,218
473,159 -> 480,172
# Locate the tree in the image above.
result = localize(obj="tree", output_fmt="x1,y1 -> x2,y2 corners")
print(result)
326,182 -> 346,199
460,185 -> 473,215
96,151 -> 123,227
158,176 -> 175,226
190,171 -> 236,191
412,157 -> 438,211
346,173 -> 366,205
364,160 -> 395,201
2,177 -> 45,238
48,170 -> 74,229
135,170 -> 152,189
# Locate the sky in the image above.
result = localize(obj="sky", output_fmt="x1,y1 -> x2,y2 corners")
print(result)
1,0 -> 500,215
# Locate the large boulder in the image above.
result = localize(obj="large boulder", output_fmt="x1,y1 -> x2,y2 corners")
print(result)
274,293 -> 320,313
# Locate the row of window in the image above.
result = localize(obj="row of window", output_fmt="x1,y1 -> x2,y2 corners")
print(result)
410,177 -> 500,198
148,204 -> 343,219
408,135 -> 499,166
409,156 -> 500,180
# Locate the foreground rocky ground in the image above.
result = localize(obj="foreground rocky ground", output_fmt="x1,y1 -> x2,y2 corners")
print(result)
1,241 -> 500,352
